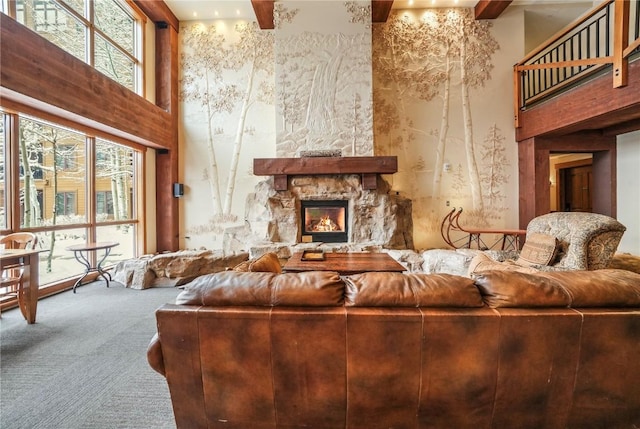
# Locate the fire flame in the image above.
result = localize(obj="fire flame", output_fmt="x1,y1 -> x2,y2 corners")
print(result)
312,215 -> 339,232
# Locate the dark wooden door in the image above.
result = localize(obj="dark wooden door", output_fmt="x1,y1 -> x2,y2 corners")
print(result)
561,165 -> 593,212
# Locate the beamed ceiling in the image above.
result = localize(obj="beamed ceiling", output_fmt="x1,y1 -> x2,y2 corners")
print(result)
250,0 -> 513,29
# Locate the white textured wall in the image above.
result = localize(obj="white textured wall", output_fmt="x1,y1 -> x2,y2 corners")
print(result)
617,131 -> 640,254
274,1 -> 373,157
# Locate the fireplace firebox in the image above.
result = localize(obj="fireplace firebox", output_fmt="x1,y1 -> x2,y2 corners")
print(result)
300,200 -> 348,243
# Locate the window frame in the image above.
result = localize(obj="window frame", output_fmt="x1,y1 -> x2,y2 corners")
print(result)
8,0 -> 145,95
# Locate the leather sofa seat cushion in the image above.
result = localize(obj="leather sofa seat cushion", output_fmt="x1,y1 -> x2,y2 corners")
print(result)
176,271 -> 344,306
343,272 -> 484,307
474,269 -> 640,308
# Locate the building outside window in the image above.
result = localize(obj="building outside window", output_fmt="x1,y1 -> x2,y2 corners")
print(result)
55,191 -> 76,215
96,191 -> 113,216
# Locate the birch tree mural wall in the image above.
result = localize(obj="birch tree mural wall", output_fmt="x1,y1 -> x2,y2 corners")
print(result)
178,5 -> 522,250
180,21 -> 274,245
373,8 -> 511,246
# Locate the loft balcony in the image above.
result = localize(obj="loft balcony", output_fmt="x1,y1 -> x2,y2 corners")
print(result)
514,0 -> 640,140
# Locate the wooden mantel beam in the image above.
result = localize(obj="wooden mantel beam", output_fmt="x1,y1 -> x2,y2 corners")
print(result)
475,0 -> 513,20
251,0 -> 394,29
254,156 -> 398,190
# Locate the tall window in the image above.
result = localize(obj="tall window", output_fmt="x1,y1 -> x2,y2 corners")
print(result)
13,0 -> 143,92
2,111 -> 142,287
19,117 -> 86,228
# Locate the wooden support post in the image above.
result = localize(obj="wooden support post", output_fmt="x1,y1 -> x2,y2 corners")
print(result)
612,0 -> 629,88
514,66 -> 522,128
274,175 -> 287,191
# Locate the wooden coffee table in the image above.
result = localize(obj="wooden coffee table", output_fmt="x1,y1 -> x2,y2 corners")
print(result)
283,252 -> 405,275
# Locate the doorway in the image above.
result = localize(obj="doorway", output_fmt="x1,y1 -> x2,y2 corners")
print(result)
550,154 -> 593,212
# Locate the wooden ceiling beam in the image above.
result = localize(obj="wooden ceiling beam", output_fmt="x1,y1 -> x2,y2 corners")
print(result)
134,0 -> 179,31
250,0 -> 394,29
372,1 -> 394,23
475,0 -> 513,20
251,0 -> 275,30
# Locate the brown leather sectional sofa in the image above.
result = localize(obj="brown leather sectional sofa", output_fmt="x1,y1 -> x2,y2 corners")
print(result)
147,269 -> 640,429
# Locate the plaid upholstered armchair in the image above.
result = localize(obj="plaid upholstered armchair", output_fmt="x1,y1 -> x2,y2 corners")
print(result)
524,212 -> 626,271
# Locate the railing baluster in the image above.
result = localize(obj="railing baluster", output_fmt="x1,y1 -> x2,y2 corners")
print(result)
606,3 -> 611,56
633,2 -> 640,40
596,16 -> 601,57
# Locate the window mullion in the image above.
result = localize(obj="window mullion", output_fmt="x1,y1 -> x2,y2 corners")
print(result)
87,0 -> 94,67
87,136 -> 96,244
8,113 -> 20,232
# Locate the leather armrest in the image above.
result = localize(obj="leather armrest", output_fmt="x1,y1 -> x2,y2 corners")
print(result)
147,333 -> 166,376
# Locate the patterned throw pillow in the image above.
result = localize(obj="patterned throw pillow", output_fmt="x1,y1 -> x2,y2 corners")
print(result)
516,232 -> 559,267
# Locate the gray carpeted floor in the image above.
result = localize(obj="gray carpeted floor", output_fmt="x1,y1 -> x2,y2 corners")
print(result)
0,280 -> 180,429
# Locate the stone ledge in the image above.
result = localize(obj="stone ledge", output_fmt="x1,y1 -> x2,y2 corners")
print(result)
113,250 -> 249,289
113,247 -> 520,289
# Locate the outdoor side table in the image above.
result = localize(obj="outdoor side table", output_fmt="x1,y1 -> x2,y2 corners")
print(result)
65,241 -> 119,293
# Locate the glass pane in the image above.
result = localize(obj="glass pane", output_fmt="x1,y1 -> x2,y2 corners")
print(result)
94,0 -> 134,55
96,139 -> 135,221
19,117 -> 87,228
16,0 -> 86,62
35,227 -> 89,286
95,33 -> 135,90
0,116 -> 5,230
96,224 -> 136,266
61,0 -> 84,17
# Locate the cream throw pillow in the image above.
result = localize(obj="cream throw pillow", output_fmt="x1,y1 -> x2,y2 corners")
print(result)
516,232 -> 559,267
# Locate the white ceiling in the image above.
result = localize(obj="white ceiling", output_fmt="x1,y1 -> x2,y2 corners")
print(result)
164,0 -> 483,21
162,0 -> 589,22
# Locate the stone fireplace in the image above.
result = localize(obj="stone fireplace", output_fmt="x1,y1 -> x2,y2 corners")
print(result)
222,156 -> 413,254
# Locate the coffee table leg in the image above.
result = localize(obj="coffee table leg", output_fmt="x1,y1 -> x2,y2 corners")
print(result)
72,250 -> 92,293
96,247 -> 113,287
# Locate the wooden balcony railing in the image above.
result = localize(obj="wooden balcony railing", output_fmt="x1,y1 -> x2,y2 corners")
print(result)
514,0 -> 640,128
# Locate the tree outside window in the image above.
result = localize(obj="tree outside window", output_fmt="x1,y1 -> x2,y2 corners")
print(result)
55,144 -> 77,171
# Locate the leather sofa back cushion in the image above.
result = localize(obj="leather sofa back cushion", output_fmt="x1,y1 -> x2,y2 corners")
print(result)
343,272 -> 484,307
175,271 -> 344,306
473,269 -> 640,308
